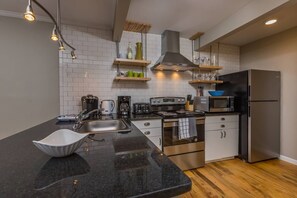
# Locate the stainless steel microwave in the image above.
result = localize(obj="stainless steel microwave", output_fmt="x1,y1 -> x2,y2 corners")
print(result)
194,96 -> 234,112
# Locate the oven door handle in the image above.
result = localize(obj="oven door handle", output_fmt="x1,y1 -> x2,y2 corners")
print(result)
163,119 -> 204,128
164,122 -> 178,128
164,118 -> 205,122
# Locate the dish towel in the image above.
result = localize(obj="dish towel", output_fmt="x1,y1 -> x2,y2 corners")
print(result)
178,118 -> 190,140
178,118 -> 197,140
188,117 -> 197,137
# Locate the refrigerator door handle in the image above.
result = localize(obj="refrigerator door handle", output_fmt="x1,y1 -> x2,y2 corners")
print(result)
248,105 -> 251,117
248,85 -> 251,98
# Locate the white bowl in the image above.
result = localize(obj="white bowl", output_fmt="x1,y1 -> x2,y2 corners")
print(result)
33,129 -> 89,157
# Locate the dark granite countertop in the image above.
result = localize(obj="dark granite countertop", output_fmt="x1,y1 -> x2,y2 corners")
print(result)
0,117 -> 191,198
204,112 -> 240,116
128,113 -> 162,121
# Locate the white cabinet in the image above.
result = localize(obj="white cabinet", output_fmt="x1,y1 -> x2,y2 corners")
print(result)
205,115 -> 239,162
131,119 -> 162,150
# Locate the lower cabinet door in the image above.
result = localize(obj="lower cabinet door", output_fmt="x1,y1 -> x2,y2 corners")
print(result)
223,129 -> 239,158
205,129 -> 239,161
205,130 -> 224,161
149,136 -> 162,150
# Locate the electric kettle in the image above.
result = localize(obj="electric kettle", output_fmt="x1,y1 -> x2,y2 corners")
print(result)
100,100 -> 115,115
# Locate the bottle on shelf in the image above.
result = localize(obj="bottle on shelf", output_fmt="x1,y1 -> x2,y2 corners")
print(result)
135,42 -> 143,60
127,42 -> 133,59
211,54 -> 218,66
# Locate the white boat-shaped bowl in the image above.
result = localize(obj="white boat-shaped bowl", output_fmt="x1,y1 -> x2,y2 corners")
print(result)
33,129 -> 89,157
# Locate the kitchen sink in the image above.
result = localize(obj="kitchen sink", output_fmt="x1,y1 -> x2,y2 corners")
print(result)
77,119 -> 131,134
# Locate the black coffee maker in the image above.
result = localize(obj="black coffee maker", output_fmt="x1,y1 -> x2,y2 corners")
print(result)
81,95 -> 99,116
117,96 -> 131,115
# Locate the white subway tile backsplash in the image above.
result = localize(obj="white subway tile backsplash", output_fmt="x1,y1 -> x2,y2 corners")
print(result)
59,25 -> 240,114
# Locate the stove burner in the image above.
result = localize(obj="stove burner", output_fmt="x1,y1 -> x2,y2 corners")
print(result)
157,111 -> 178,116
151,97 -> 205,118
156,110 -> 204,118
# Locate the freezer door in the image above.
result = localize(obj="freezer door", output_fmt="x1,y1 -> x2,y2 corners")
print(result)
248,101 -> 280,162
249,70 -> 280,101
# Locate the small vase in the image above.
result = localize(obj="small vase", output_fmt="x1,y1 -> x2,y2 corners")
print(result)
127,42 -> 133,59
135,42 -> 143,60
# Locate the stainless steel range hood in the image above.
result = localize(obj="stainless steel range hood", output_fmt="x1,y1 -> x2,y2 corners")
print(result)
151,30 -> 197,71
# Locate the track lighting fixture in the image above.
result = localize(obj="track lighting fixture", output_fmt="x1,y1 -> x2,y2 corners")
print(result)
71,51 -> 77,59
265,19 -> 277,25
59,40 -> 65,51
24,0 -> 35,22
24,0 -> 76,56
51,26 -> 59,41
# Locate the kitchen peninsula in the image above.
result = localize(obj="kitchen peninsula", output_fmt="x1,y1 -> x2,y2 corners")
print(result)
0,116 -> 191,197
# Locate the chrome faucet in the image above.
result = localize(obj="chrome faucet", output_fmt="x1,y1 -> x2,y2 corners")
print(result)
73,109 -> 101,130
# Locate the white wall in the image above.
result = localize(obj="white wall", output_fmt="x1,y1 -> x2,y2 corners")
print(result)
0,16 -> 59,140
241,26 -> 297,160
59,25 -> 240,114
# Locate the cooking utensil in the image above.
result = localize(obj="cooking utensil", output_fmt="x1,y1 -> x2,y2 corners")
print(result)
187,95 -> 192,101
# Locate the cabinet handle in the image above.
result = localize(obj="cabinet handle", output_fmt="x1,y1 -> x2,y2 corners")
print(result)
159,138 -> 162,146
144,122 -> 150,126
221,117 -> 225,121
144,131 -> 150,135
221,124 -> 225,128
224,131 -> 226,138
220,131 -> 223,138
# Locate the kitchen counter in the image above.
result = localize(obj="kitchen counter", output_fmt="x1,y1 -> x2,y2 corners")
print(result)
128,113 -> 162,121
0,117 -> 191,198
87,113 -> 161,121
204,112 -> 240,116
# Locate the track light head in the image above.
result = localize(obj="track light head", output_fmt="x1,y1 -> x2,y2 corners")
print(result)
24,0 -> 35,22
71,51 -> 77,59
51,26 -> 59,41
59,40 -> 65,51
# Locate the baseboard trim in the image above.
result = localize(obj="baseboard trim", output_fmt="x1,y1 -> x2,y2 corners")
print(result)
279,155 -> 297,165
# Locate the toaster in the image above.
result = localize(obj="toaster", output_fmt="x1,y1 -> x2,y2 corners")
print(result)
133,103 -> 151,114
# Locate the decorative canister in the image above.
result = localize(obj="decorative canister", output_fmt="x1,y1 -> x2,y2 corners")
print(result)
135,42 -> 143,60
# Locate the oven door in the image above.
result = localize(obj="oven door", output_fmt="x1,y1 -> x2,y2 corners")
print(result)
162,117 -> 205,147
209,97 -> 234,112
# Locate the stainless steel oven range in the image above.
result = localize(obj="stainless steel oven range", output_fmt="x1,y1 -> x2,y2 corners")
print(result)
150,97 -> 205,170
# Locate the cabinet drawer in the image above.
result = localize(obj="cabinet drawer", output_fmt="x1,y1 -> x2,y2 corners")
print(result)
168,151 -> 205,170
206,115 -> 239,124
205,121 -> 238,131
132,119 -> 161,129
139,127 -> 162,137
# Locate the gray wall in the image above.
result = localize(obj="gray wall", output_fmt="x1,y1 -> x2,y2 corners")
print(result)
241,26 -> 297,161
0,16 -> 59,140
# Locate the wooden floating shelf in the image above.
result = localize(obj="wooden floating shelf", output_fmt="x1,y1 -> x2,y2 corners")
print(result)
194,65 -> 223,71
124,20 -> 151,33
189,32 -> 204,41
189,80 -> 223,84
113,58 -> 151,67
115,77 -> 151,82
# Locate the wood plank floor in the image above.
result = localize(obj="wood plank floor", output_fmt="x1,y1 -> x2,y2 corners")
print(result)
182,158 -> 297,198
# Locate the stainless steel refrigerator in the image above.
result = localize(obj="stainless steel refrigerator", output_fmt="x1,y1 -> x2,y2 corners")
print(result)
217,69 -> 280,163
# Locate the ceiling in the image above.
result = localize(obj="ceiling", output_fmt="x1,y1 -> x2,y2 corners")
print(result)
220,2 -> 297,46
0,0 -> 296,46
0,0 -> 252,38
0,0 -> 116,29
127,0 -> 253,38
